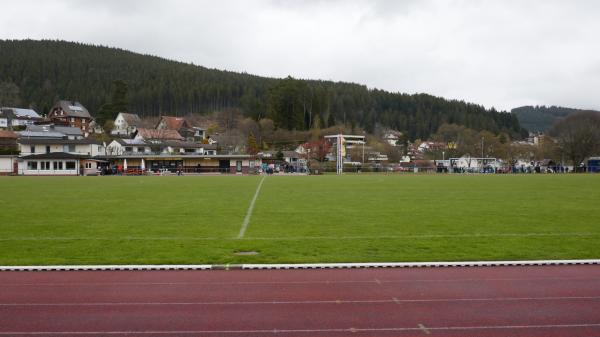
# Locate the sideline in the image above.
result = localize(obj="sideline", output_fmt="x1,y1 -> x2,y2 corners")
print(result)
2,259 -> 599,272
237,175 -> 266,239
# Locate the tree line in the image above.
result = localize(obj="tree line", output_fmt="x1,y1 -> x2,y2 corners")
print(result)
0,39 -> 525,141
511,105 -> 597,132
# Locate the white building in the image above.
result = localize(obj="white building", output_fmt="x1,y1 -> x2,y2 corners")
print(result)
111,112 -> 142,136
16,125 -> 106,175
107,139 -> 217,156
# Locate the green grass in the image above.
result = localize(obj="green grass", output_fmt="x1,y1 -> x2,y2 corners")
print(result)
1,174 -> 599,265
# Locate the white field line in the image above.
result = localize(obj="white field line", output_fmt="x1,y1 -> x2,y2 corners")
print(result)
237,176 -> 266,239
3,296 -> 600,306
2,232 -> 598,241
2,259 -> 600,271
1,323 -> 600,335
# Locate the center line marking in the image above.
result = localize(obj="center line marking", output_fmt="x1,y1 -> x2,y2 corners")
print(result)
237,176 -> 266,239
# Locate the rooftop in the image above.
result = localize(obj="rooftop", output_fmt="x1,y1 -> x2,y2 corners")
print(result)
53,100 -> 92,119
136,128 -> 184,141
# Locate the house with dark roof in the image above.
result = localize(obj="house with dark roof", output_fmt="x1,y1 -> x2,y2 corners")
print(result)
21,125 -> 84,140
0,107 -> 42,129
47,100 -> 93,134
111,112 -> 142,136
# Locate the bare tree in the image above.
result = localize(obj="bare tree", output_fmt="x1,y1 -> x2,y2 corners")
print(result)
549,111 -> 600,171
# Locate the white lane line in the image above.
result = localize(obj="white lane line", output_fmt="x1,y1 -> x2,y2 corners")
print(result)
2,232 -> 598,241
237,176 -> 266,239
2,296 -> 600,306
1,323 -> 600,335
4,276 -> 600,287
418,323 -> 431,335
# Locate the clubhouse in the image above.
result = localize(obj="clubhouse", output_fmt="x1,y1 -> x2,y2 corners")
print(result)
105,153 -> 261,175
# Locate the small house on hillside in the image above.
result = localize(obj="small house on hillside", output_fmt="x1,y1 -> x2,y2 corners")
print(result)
0,107 -> 42,129
155,116 -> 197,140
47,100 -> 93,134
106,139 -> 152,156
383,130 -> 403,146
111,112 -> 141,136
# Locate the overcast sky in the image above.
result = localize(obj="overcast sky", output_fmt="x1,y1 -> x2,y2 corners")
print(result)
2,0 -> 599,111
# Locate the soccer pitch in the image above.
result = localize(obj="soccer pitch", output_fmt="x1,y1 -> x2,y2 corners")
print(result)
1,174 -> 599,265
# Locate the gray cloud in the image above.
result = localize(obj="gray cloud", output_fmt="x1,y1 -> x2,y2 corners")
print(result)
1,0 -> 599,111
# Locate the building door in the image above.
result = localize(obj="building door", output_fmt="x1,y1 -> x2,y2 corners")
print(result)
218,160 -> 230,173
236,161 -> 242,173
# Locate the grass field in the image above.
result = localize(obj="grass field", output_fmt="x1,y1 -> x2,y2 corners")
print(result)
1,174 -> 599,265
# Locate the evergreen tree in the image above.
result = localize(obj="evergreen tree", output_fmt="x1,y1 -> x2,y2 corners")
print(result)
247,132 -> 259,155
0,39 -> 525,140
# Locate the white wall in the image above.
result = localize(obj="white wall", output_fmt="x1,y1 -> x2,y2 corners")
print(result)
18,159 -> 79,176
0,157 -> 16,173
19,143 -> 105,156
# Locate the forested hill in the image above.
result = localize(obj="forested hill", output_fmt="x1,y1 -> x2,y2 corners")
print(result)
0,39 -> 525,140
512,105 -> 600,132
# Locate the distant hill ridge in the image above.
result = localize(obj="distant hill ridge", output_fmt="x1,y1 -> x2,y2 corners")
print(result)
512,105 -> 600,132
0,39 -> 524,140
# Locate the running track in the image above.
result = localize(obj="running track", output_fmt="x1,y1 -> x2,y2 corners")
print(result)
1,265 -> 600,336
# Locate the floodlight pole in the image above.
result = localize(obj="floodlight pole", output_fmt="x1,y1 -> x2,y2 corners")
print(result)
336,134 -> 343,175
481,137 -> 484,159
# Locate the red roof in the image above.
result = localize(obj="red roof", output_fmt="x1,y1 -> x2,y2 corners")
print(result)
0,130 -> 18,139
135,128 -> 183,140
156,116 -> 191,130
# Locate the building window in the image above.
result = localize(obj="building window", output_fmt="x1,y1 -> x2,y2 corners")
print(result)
53,161 -> 63,170
85,162 -> 93,169
45,146 -> 50,154
137,147 -> 145,152
69,144 -> 76,152
30,146 -> 35,154
65,161 -> 76,170
70,117 -> 75,122
27,161 -> 37,170
125,147 -> 132,152
40,161 -> 51,170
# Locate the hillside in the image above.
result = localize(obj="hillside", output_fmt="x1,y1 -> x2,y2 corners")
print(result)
512,105 -> 599,132
0,39 -> 525,140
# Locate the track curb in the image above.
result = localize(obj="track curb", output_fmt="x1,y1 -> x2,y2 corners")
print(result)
1,259 -> 600,272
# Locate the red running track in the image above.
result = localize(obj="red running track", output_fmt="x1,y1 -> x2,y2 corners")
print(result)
1,265 -> 600,336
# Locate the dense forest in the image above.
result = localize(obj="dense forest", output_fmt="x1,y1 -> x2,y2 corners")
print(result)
0,39 -> 525,140
512,105 -> 599,132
